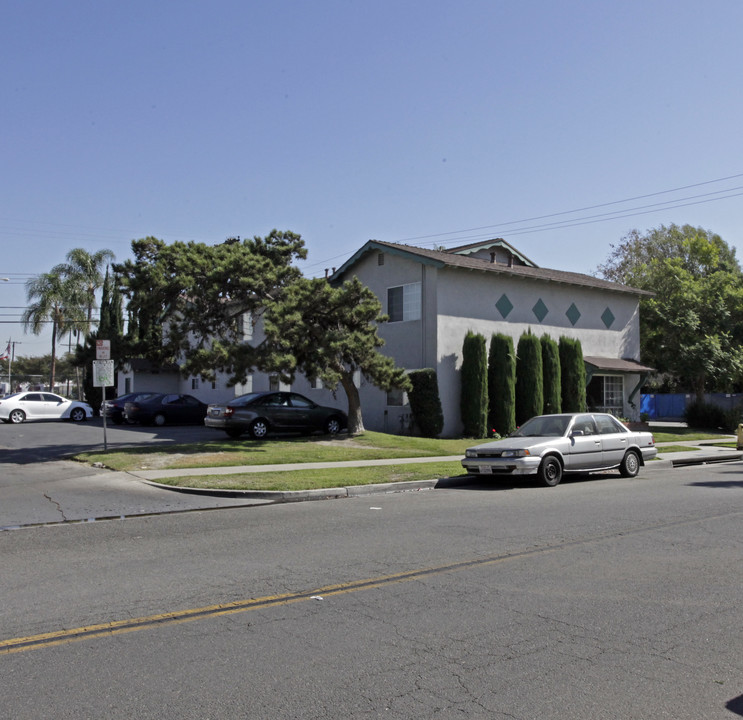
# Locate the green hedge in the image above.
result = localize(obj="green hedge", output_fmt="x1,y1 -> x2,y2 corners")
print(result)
408,368 -> 444,437
461,331 -> 488,437
541,334 -> 561,414
559,336 -> 586,413
515,331 -> 543,425
488,333 -> 516,436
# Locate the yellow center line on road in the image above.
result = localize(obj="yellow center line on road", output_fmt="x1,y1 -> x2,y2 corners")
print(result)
1,546 -> 559,655
3,508 -> 741,655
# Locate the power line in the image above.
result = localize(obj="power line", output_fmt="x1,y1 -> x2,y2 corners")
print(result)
301,172 -> 743,272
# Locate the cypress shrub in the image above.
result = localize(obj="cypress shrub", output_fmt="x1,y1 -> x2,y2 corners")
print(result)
460,331 -> 488,437
515,330 -> 543,425
408,368 -> 444,437
559,336 -> 586,412
541,334 -> 561,414
488,333 -> 516,436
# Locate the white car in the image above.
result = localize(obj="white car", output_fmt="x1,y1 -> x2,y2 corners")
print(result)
461,412 -> 657,487
0,392 -> 93,424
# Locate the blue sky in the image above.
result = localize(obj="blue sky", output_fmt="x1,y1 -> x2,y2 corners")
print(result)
2,0 -> 742,356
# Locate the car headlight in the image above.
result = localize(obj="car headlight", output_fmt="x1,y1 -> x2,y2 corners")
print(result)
501,449 -> 530,458
465,449 -> 478,458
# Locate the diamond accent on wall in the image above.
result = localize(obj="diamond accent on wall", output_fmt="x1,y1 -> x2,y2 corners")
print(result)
532,298 -> 548,322
601,307 -> 616,328
495,293 -> 513,318
566,303 -> 581,326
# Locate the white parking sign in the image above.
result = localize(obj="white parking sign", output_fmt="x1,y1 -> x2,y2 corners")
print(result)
93,359 -> 115,387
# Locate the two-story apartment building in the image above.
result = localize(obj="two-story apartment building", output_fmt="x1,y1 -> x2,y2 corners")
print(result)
328,238 -> 653,436
118,237 -> 653,436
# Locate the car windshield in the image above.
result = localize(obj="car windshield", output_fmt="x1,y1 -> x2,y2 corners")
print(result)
511,415 -> 571,437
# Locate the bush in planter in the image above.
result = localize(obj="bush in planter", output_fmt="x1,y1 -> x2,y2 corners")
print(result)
408,368 -> 444,437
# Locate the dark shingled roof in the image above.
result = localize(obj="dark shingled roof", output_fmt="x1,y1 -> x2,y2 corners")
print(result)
332,239 -> 652,297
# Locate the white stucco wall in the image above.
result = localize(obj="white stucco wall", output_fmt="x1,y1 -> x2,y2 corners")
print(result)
340,249 -> 646,436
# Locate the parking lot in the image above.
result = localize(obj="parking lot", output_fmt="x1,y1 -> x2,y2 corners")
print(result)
0,415 -> 218,464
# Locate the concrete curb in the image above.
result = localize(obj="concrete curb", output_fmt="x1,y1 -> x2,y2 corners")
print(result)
138,475 -> 474,503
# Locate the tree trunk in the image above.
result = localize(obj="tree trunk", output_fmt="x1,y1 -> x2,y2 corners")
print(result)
340,371 -> 365,435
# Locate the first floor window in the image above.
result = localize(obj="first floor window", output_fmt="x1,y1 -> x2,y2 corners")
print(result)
587,375 -> 624,414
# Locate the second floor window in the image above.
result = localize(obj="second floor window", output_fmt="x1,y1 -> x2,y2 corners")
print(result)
387,282 -> 421,322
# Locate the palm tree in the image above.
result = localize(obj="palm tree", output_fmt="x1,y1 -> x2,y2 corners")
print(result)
22,271 -> 86,391
60,248 -> 116,336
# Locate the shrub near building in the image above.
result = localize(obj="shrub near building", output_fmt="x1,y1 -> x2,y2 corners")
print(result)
559,336 -> 586,413
488,333 -> 516,437
515,330 -> 543,426
541,334 -> 561,415
460,331 -> 488,438
408,368 -> 444,438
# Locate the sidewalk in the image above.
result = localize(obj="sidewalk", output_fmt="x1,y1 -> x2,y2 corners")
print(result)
126,438 -> 743,502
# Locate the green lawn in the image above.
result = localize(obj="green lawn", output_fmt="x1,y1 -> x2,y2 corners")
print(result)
72,427 -> 735,493
74,431 -> 473,472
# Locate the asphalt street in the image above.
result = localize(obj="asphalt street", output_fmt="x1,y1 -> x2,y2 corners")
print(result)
3,458 -> 743,719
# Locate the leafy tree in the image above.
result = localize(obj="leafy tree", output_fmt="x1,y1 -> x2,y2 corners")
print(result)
114,232 -> 306,375
597,224 -> 743,398
460,331 -> 488,437
559,336 -> 586,412
515,331 -> 543,425
541,334 -> 561,414
115,233 -> 408,434
22,271 -> 86,390
488,333 -> 516,436
407,368 -> 444,437
261,276 -> 410,435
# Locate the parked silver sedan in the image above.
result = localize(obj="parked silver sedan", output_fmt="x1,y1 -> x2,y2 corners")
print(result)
461,413 -> 657,487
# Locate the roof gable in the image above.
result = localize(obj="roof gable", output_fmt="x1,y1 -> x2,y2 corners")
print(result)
331,239 -> 652,297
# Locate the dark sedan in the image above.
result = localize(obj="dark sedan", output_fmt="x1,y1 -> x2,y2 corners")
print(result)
100,392 -> 156,424
123,393 -> 208,426
205,391 -> 347,439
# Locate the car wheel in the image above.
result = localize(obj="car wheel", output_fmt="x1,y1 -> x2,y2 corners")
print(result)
9,409 -> 26,424
153,413 -> 167,427
325,416 -> 342,435
250,419 -> 269,439
538,455 -> 562,487
226,429 -> 244,439
70,408 -> 86,422
619,450 -> 640,478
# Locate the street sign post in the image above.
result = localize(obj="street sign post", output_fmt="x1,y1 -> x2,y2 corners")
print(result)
93,350 -> 114,450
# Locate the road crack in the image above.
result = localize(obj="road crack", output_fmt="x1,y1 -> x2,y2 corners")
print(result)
43,493 -> 67,521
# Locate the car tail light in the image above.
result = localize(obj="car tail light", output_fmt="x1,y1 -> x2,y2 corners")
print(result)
224,407 -> 234,418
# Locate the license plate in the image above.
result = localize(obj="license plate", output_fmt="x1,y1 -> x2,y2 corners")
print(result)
478,465 -> 492,474
210,409 -> 221,417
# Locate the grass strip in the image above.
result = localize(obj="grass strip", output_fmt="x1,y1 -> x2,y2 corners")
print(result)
655,445 -> 702,454
148,462 -> 467,492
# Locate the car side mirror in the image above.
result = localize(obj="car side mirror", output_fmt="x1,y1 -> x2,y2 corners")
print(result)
570,430 -> 584,437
